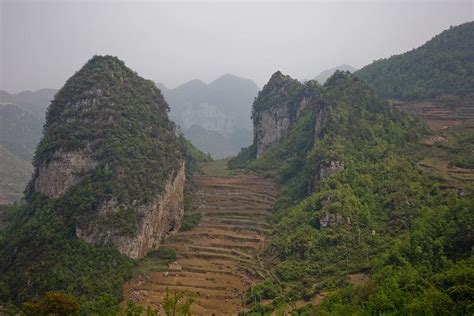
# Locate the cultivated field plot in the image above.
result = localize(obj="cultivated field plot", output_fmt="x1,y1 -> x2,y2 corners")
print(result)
124,173 -> 279,315
394,98 -> 474,130
395,98 -> 474,189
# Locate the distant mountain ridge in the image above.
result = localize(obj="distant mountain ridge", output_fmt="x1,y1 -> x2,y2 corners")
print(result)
0,88 -> 57,120
0,104 -> 43,160
0,88 -> 57,159
0,144 -> 32,203
159,74 -> 259,158
0,89 -> 57,202
314,64 -> 357,84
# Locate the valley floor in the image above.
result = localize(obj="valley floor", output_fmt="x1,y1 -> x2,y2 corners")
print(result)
123,163 -> 278,315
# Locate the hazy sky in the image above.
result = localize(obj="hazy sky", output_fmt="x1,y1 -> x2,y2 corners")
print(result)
1,0 -> 473,93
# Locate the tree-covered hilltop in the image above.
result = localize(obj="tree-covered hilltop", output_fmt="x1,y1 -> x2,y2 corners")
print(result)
32,55 -> 183,204
0,55 -> 209,313
230,71 -> 473,314
355,22 -> 474,100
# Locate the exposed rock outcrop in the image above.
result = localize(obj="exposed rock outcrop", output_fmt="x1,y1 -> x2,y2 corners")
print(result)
34,148 -> 97,197
76,162 -> 185,259
253,106 -> 293,157
253,71 -> 319,157
319,212 -> 351,228
252,72 -> 325,157
319,160 -> 344,180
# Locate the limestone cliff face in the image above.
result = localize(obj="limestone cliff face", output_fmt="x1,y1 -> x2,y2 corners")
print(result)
252,72 -> 303,157
253,106 -> 293,157
34,148 -> 97,197
252,72 -> 322,157
76,162 -> 185,259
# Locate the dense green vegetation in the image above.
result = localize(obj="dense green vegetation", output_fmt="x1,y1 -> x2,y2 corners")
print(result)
0,197 -> 133,312
0,56 -> 207,314
180,135 -> 211,179
18,290 -> 195,316
356,22 -> 474,100
227,144 -> 256,169
252,71 -> 304,114
449,128 -> 474,169
232,71 -> 474,314
180,136 -> 211,232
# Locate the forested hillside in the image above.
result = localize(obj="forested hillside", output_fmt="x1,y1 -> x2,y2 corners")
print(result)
356,21 -> 474,100
0,56 -> 208,314
230,71 -> 473,314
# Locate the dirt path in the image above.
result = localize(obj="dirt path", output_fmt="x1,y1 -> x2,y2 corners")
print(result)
124,166 -> 278,315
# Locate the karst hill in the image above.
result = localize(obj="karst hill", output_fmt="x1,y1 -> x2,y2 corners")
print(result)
0,55 -> 192,307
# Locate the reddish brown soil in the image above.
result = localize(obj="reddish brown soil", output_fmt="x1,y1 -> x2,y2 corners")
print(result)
124,174 -> 278,315
347,273 -> 371,285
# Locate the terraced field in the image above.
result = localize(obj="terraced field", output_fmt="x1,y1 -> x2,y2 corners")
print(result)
393,98 -> 474,130
124,169 -> 279,315
394,98 -> 474,189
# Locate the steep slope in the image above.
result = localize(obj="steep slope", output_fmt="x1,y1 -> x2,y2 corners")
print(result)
0,103 -> 43,160
0,55 -> 186,308
0,144 -> 33,203
314,64 -> 357,84
162,74 -> 259,158
230,71 -> 473,314
356,21 -> 474,100
251,71 -> 314,157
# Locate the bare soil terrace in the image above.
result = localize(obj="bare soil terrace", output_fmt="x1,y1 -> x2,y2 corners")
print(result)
124,164 -> 279,315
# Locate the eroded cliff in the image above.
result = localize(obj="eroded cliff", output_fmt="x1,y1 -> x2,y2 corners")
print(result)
76,162 -> 185,259
34,148 -> 97,197
252,72 -> 323,157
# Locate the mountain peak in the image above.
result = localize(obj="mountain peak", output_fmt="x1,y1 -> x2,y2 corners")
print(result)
271,70 -> 301,85
265,71 -> 299,88
208,74 -> 259,92
314,64 -> 357,84
85,55 -> 126,68
30,55 -> 185,259
325,70 -> 359,87
214,73 -> 240,81
269,70 -> 285,80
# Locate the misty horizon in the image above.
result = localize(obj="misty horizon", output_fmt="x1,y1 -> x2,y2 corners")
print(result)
1,0 -> 473,93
